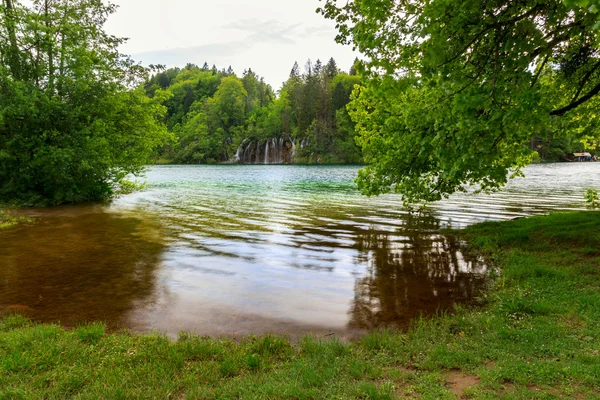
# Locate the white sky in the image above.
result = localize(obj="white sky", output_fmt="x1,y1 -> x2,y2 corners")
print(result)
104,0 -> 357,90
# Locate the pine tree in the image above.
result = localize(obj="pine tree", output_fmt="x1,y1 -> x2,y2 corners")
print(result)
157,73 -> 170,89
290,62 -> 300,78
325,58 -> 338,79
304,59 -> 313,77
349,57 -> 360,76
314,59 -> 323,76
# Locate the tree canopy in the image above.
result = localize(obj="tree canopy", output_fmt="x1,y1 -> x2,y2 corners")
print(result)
319,0 -> 600,203
149,59 -> 363,165
0,0 -> 170,205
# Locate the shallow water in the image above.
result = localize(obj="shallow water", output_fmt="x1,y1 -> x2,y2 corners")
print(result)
1,163 -> 598,337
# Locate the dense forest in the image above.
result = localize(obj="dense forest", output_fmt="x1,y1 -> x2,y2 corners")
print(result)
144,59 -> 363,165
144,59 -> 595,166
0,0 -> 170,205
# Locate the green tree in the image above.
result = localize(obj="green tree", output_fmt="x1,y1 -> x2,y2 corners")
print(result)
320,0 -> 600,203
324,57 -> 338,79
152,58 -> 363,165
290,61 -> 300,79
173,76 -> 247,163
212,76 -> 247,131
0,0 -> 170,205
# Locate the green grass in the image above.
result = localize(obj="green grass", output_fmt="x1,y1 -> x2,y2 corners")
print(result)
1,211 -> 600,399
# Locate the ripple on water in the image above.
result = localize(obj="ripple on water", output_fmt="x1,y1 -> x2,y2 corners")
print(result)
1,163 -> 599,337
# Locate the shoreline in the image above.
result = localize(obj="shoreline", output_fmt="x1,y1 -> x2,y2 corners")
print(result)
2,211 -> 599,398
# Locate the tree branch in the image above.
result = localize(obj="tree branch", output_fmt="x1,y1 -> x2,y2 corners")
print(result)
572,59 -> 600,102
438,4 -> 543,68
438,27 -> 492,67
529,34 -> 571,60
530,53 -> 550,89
550,81 -> 600,116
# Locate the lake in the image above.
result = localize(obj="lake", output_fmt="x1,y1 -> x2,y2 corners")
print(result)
1,163 -> 598,338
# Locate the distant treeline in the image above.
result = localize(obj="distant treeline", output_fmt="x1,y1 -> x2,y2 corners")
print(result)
528,135 -> 598,162
145,58 -> 363,164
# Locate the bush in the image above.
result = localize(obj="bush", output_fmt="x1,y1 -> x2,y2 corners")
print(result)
585,189 -> 599,208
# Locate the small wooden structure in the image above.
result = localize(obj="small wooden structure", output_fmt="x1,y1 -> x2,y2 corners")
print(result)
573,152 -> 594,162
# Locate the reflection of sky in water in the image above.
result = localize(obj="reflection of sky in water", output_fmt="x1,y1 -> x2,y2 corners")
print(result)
1,163 -> 599,337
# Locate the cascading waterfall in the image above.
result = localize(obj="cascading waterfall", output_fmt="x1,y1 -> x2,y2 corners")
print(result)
235,138 -> 247,162
255,141 -> 261,164
244,142 -> 251,162
264,140 -> 270,164
233,136 -> 301,164
279,137 -> 284,163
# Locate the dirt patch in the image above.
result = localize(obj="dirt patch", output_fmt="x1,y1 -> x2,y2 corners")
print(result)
445,370 -> 480,398
498,381 -> 599,399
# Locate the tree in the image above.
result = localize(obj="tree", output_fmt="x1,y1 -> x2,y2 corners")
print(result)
314,59 -> 323,75
151,58 -> 363,165
242,68 -> 260,113
0,0 -> 170,205
212,76 -> 247,131
290,61 -> 300,78
319,0 -> 600,203
349,58 -> 360,76
325,57 -> 338,79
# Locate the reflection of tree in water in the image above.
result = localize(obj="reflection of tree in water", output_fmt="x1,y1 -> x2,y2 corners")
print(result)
0,209 -> 165,330
349,212 -> 488,330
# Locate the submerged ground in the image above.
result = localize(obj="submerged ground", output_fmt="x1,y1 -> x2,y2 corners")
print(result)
1,211 -> 599,399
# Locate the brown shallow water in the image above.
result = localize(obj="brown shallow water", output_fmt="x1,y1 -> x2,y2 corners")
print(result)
1,164 -> 598,338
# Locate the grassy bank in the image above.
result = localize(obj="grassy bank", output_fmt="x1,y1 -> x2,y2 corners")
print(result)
1,212 -> 599,399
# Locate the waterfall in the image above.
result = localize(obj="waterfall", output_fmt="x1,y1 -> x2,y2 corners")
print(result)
264,140 -> 269,164
244,142 -> 251,164
235,139 -> 247,162
279,137 -> 284,164
230,136 -> 300,165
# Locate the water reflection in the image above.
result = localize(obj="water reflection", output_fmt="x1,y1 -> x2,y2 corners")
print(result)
349,213 -> 487,330
1,164 -> 598,337
0,208 -> 165,329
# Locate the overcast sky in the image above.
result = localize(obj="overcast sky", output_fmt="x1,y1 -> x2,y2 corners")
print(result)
103,0 -> 357,90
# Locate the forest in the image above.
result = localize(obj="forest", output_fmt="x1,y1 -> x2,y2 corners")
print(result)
1,0 -> 599,206
144,59 -> 363,165
0,0 -> 170,205
145,57 -> 594,167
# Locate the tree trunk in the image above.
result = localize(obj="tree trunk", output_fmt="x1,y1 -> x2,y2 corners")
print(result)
3,0 -> 21,79
58,30 -> 65,95
45,0 -> 54,94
